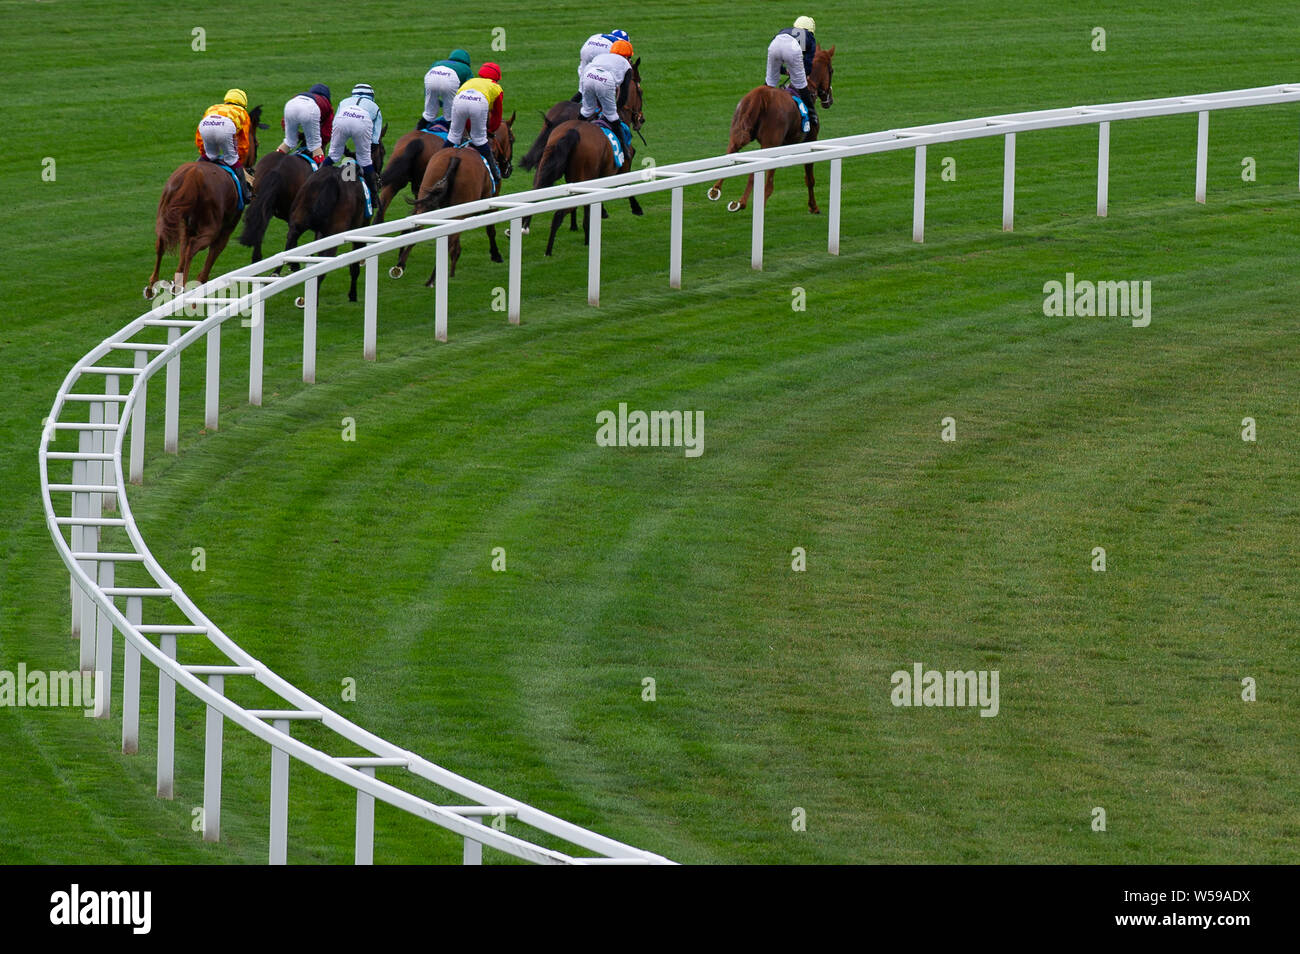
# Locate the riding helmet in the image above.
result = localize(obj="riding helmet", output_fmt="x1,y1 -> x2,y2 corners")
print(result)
794,15 -> 816,32
609,40 -> 634,59
224,88 -> 248,108
478,62 -> 501,82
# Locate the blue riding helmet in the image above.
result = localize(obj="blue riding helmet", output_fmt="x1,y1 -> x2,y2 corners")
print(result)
309,83 -> 331,101
609,29 -> 629,42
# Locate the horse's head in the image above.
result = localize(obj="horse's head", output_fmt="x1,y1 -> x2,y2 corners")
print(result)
618,59 -> 645,131
809,46 -> 834,108
248,104 -> 268,167
493,111 -> 516,179
371,123 -> 388,173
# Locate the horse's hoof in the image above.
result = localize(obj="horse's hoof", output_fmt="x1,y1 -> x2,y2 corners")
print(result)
707,187 -> 722,201
143,285 -> 154,300
491,253 -> 503,263
348,294 -> 358,303
810,207 -> 822,215
389,266 -> 404,279
631,206 -> 644,217
294,296 -> 305,309
727,201 -> 742,213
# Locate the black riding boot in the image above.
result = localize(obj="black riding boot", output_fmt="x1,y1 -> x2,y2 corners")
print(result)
569,91 -> 583,103
474,141 -> 502,193
362,165 -> 381,210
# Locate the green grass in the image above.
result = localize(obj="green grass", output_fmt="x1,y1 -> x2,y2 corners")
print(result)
2,0 -> 1299,864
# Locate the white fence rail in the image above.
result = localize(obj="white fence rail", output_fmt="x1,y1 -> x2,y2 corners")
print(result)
39,84 -> 1299,864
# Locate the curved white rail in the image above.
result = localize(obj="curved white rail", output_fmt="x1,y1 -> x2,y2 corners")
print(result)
39,84 -> 1300,864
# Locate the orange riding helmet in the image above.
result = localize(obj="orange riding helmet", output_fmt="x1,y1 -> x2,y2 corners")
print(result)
609,40 -> 633,59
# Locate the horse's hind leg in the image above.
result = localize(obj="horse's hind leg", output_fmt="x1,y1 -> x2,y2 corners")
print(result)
764,169 -> 776,203
628,197 -> 643,217
546,209 -> 566,256
349,244 -> 361,302
804,162 -> 820,214
486,224 -> 503,263
195,226 -> 234,284
450,235 -> 462,278
145,236 -> 166,298
569,208 -> 578,232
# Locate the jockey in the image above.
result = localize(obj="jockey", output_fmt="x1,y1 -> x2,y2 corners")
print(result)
766,16 -> 819,125
421,49 -> 473,132
278,83 -> 334,160
572,29 -> 629,101
580,40 -> 634,165
446,62 -> 505,191
325,83 -> 384,205
195,88 -> 255,199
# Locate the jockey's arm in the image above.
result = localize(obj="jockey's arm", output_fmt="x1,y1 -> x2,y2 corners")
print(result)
487,94 -> 503,133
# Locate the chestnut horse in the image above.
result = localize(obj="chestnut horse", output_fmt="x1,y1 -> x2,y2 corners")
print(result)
377,129 -> 445,222
238,148 -> 318,261
520,60 -> 646,228
525,61 -> 644,256
145,105 -> 266,298
390,114 -> 515,284
282,135 -> 387,302
707,46 -> 835,213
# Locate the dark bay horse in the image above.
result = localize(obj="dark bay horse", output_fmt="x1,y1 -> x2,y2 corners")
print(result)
377,128 -> 445,222
526,62 -> 644,256
707,46 -> 835,213
238,148 -> 318,261
390,114 -> 515,284
145,105 -> 265,298
283,136 -> 386,303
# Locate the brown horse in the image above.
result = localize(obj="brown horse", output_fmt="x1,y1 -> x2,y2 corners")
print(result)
525,62 -> 645,256
707,46 -> 835,213
238,148 -> 318,261
282,135 -> 387,303
377,129 -> 445,222
390,114 -> 515,285
520,61 -> 646,228
145,105 -> 266,298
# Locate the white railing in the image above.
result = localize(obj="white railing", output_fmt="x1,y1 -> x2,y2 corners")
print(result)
39,84 -> 1299,864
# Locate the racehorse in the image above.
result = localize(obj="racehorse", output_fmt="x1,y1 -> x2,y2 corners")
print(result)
520,61 -> 646,227
282,133 -> 387,303
525,61 -> 644,256
389,114 -> 515,284
145,105 -> 266,298
238,147 -> 318,261
707,46 -> 835,213
377,128 -> 445,222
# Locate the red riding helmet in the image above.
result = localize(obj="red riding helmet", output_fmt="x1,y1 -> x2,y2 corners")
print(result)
478,62 -> 501,82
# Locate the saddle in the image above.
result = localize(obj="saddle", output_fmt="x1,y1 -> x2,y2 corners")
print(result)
337,158 -> 373,217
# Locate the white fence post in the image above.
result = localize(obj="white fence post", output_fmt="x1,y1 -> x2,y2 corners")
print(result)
303,277 -> 317,384
435,236 -> 449,341
588,202 -> 603,304
1195,110 -> 1209,203
670,187 -> 684,286
1002,133 -> 1016,231
269,719 -> 290,865
130,348 -> 147,484
94,561 -> 113,718
122,596 -> 142,754
203,673 -> 224,842
205,325 -> 220,431
249,299 -> 264,406
364,255 -> 378,360
828,159 -> 842,255
70,451 -> 84,639
913,145 -> 927,243
508,219 -> 523,323
164,326 -> 180,454
751,174 -> 764,271
464,815 -> 484,865
355,766 -> 375,865
157,633 -> 176,799
103,375 -> 118,512
1097,121 -> 1111,217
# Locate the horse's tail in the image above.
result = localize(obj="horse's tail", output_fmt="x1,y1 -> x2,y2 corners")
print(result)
156,166 -> 203,252
309,169 -> 342,229
238,163 -> 283,247
534,127 -> 581,190
413,154 -> 461,214
520,110 -> 556,171
728,90 -> 767,153
381,137 -> 425,193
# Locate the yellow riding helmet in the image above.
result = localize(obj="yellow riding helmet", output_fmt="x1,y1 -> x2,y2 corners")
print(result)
794,15 -> 816,32
224,88 -> 249,109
